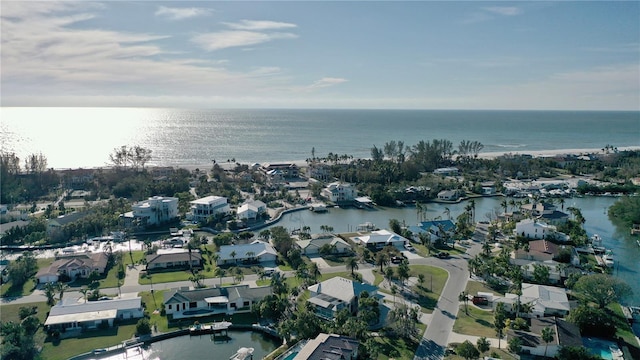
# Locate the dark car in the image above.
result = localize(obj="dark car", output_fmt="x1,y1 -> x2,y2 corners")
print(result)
391,256 -> 404,264
436,252 -> 450,259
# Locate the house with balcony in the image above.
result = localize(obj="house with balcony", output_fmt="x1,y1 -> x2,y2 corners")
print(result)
121,196 -> 179,228
515,219 -> 569,242
321,182 -> 357,204
307,277 -> 380,320
189,196 -> 231,223
163,285 -> 272,320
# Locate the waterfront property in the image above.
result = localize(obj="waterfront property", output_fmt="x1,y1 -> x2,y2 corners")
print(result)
163,285 -> 272,320
292,333 -> 359,360
520,202 -> 569,225
296,234 -> 352,255
408,220 -> 456,244
145,250 -> 203,272
36,252 -> 108,283
495,283 -> 570,318
44,297 -> 144,336
216,240 -> 277,266
352,229 -> 408,250
437,189 -> 459,201
188,195 -> 232,223
236,200 -> 267,221
512,239 -> 579,265
307,276 -> 380,320
321,182 -> 357,203
121,196 -> 179,227
507,317 -> 582,358
515,219 -> 569,242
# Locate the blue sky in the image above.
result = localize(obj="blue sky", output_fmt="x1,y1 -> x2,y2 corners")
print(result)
1,1 -> 638,110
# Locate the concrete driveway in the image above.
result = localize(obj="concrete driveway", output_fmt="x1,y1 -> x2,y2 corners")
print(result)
308,254 -> 331,268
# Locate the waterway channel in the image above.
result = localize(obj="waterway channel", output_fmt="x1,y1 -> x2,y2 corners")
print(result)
270,195 -> 640,305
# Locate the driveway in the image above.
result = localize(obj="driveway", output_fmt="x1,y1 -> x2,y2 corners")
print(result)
307,254 -> 331,268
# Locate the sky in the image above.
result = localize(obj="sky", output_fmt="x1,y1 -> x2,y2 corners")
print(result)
1,1 -> 639,110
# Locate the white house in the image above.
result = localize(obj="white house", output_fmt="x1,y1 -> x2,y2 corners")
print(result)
515,219 -> 569,241
296,235 -> 352,255
163,285 -> 272,319
437,190 -> 459,201
189,196 -> 231,223
352,229 -> 407,250
236,200 -> 267,221
322,182 -> 357,203
122,196 -> 179,227
507,317 -> 582,358
496,283 -> 570,318
520,202 -> 569,224
216,240 -> 277,265
44,297 -> 144,334
307,277 -> 381,320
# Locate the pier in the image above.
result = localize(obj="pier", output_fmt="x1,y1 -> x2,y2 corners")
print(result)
189,320 -> 232,338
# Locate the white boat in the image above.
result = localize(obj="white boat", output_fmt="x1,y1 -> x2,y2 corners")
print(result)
230,347 -> 254,360
603,249 -> 614,267
609,344 -> 624,359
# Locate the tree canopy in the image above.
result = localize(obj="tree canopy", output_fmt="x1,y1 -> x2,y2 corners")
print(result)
573,274 -> 632,308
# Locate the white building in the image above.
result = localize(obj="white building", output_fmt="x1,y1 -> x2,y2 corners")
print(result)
352,229 -> 407,250
128,196 -> 179,227
216,240 -> 277,265
236,200 -> 267,221
496,283 -> 570,318
297,235 -> 352,255
515,219 -> 568,241
44,297 -> 144,333
189,196 -> 231,223
322,182 -> 357,203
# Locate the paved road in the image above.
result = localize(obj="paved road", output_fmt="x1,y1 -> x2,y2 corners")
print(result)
413,236 -> 484,360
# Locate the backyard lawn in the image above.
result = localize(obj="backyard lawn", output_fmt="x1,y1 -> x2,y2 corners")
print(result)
452,304 -> 496,338
1,258 -> 54,297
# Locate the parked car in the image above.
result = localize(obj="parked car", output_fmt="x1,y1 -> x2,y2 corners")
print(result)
391,256 -> 404,264
436,252 -> 450,259
404,243 -> 415,252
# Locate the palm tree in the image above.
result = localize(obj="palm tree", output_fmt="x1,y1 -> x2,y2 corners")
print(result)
56,283 -> 68,301
347,257 -> 359,276
308,262 -> 320,281
470,199 -> 476,223
80,287 -> 90,303
477,337 -> 491,356
494,302 -> 507,349
384,266 -> 394,287
375,252 -> 388,272
215,267 -> 226,286
541,326 -> 555,357
459,291 -> 469,315
443,207 -> 451,220
419,232 -> 432,255
418,274 -> 425,289
44,282 -> 56,306
230,250 -> 237,264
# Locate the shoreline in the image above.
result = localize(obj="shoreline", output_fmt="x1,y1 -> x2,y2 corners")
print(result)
52,146 -> 640,171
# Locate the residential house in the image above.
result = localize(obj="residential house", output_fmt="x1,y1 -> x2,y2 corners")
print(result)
189,196 -> 231,223
36,253 -> 109,283
47,211 -> 91,234
236,200 -> 267,221
433,167 -> 459,176
507,317 -> 582,358
163,285 -> 272,319
44,297 -> 144,334
481,181 -> 497,195
352,229 -> 407,250
293,333 -> 359,360
496,283 -> 571,318
306,163 -> 331,181
121,196 -> 179,227
437,190 -> 459,201
408,220 -> 456,244
511,259 -> 564,284
307,277 -> 380,320
321,182 -> 357,203
521,202 -> 568,225
515,219 -> 569,242
513,240 -> 579,265
296,235 -> 352,255
216,240 -> 277,266
61,168 -> 94,190
261,163 -> 299,178
146,250 -> 202,272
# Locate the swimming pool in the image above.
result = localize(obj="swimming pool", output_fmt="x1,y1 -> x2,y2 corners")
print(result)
583,337 -> 622,360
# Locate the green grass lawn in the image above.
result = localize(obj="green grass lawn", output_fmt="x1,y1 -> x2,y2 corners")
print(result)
373,333 -> 422,360
41,324 -> 137,360
409,265 -> 448,313
452,304 -> 496,338
1,258 -> 54,297
465,280 -> 505,297
444,347 -> 517,360
139,263 -> 220,285
608,303 -> 638,346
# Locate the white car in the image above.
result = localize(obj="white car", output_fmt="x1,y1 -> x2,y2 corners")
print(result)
404,243 -> 415,252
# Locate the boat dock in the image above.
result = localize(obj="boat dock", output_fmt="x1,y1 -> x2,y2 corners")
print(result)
189,321 -> 232,336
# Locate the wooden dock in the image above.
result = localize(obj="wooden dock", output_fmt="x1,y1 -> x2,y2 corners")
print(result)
189,321 -> 232,336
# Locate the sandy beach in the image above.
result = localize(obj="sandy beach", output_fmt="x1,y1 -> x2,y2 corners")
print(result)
169,146 -> 640,172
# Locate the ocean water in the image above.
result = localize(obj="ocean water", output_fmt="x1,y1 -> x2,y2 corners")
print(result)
1,107 -> 638,169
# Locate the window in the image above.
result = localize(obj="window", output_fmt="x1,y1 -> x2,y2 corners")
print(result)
243,301 -> 250,306
190,302 -> 197,308
168,305 -> 172,310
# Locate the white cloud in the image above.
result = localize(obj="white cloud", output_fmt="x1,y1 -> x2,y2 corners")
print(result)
483,6 -> 522,16
155,6 -> 211,21
308,77 -> 348,89
191,31 -> 298,51
222,19 -> 297,31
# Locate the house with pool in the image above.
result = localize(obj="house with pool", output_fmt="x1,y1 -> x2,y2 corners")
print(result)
163,285 -> 272,320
